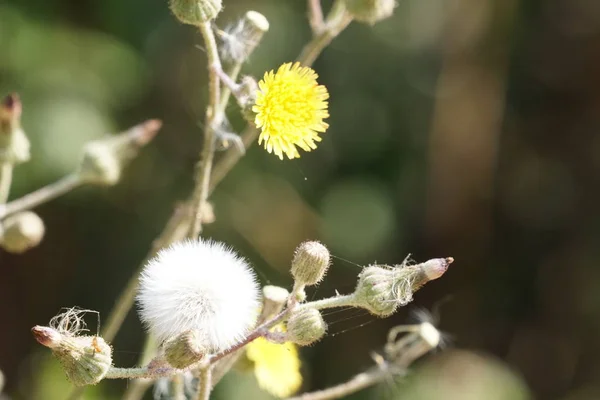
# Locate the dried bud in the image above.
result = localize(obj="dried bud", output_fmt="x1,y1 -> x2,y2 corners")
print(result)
291,241 -> 330,286
164,330 -> 207,369
286,308 -> 327,346
353,258 -> 452,317
384,321 -> 441,366
0,211 -> 45,253
261,285 -> 290,321
0,93 -> 30,164
77,119 -> 161,186
31,326 -> 112,386
237,76 -> 259,122
218,10 -> 269,63
344,0 -> 396,25
169,0 -> 222,25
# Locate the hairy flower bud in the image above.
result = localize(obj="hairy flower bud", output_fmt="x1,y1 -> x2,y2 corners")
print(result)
291,241 -> 330,286
344,0 -> 396,25
353,258 -> 453,317
237,76 -> 259,122
77,119 -> 161,186
0,211 -> 45,253
0,93 -> 30,164
169,0 -> 222,25
31,326 -> 112,386
286,308 -> 327,346
164,330 -> 207,369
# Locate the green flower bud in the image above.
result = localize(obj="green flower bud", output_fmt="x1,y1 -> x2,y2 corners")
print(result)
31,326 -> 112,386
169,0 -> 222,25
286,308 -> 327,346
76,119 -> 161,186
0,93 -> 30,165
0,211 -> 45,254
354,258 -> 453,317
163,330 -> 207,369
344,0 -> 396,25
291,241 -> 331,286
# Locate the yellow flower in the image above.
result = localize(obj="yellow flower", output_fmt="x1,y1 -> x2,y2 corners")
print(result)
245,329 -> 302,398
253,62 -> 329,160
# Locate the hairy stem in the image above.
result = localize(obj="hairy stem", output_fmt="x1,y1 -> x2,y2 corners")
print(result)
0,163 -> 13,204
297,294 -> 357,311
194,366 -> 212,400
218,62 -> 243,115
189,21 -> 221,238
119,334 -> 158,400
173,373 -> 186,400
0,174 -> 82,219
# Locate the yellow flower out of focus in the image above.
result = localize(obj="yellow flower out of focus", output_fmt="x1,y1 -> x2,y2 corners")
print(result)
245,328 -> 302,398
253,62 -> 329,160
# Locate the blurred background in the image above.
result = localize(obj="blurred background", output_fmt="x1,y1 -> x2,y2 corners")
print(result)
1,0 -> 599,398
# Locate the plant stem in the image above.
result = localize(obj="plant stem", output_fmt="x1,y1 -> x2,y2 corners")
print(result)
119,334 -> 158,400
297,294 -> 356,311
172,373 -> 186,400
308,0 -> 325,34
286,367 -> 386,400
105,366 -> 176,380
298,0 -> 353,66
0,163 -> 13,204
189,21 -> 222,238
218,63 -> 243,115
0,173 -> 82,219
194,366 -> 212,400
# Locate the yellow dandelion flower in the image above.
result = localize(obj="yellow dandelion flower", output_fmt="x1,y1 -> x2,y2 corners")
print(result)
253,62 -> 330,160
246,329 -> 302,398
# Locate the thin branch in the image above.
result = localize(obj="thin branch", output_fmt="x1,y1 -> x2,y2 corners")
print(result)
189,21 -> 222,238
308,0 -> 325,34
0,174 -> 82,219
286,367 -> 386,400
193,366 -> 212,400
0,163 -> 13,203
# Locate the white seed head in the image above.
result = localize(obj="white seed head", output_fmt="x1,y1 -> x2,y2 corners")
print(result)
291,241 -> 331,286
137,239 -> 260,352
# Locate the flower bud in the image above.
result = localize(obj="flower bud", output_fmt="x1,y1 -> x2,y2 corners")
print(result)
169,0 -> 222,25
237,76 -> 259,122
0,93 -> 30,165
0,211 -> 45,253
31,326 -> 112,386
344,0 -> 396,25
76,119 -> 161,186
219,11 -> 269,63
286,308 -> 327,346
260,285 -> 289,321
354,258 -> 453,317
163,330 -> 207,369
291,241 -> 330,286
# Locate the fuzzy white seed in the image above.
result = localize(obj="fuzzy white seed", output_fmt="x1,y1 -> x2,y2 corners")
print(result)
137,239 -> 260,353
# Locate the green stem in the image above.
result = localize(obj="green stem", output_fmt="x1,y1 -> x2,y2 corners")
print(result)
119,335 -> 158,400
297,294 -> 357,311
194,366 -> 212,400
0,174 -> 82,219
217,62 -> 243,117
189,21 -> 222,238
0,163 -> 13,204
285,367 -> 385,400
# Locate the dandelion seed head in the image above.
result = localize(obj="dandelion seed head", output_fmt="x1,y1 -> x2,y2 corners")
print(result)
252,62 -> 329,160
137,239 -> 260,352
